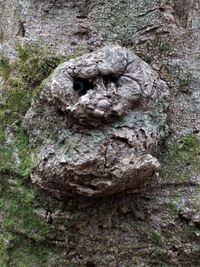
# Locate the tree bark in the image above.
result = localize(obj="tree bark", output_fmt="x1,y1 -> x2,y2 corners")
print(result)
1,1 -> 200,266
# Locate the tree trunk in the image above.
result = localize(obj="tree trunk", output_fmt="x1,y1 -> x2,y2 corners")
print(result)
1,1 -> 200,266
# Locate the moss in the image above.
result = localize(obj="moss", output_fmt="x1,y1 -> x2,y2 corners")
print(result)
179,73 -> 192,90
0,43 -> 74,265
0,44 -> 62,126
0,172 -> 70,266
5,237 -> 60,267
176,67 -> 192,93
165,199 -> 181,216
148,231 -> 163,246
0,43 -> 87,180
0,65 -> 80,266
67,46 -> 86,60
136,53 -> 152,64
0,42 -> 87,180
160,134 -> 200,183
32,77 -> 50,102
0,42 -> 68,178
179,76 -> 191,88
0,42 -> 56,264
158,42 -> 170,53
15,43 -> 62,88
0,43 -> 86,125
0,124 -> 33,178
0,56 -> 11,81
150,34 -> 171,55
1,176 -> 44,236
0,175 -> 84,266
0,29 -> 4,43
0,128 -> 6,144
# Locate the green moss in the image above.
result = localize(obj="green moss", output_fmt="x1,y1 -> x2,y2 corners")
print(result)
32,77 -> 50,102
15,43 -> 61,88
0,172 -> 84,266
0,29 -> 4,43
150,35 -> 171,55
0,43 -> 86,126
147,230 -> 164,249
0,56 -> 11,81
0,42 -> 89,266
0,43 -> 67,178
176,67 -> 192,92
160,134 -> 200,183
159,42 -> 170,53
0,172 -> 69,266
1,176 -> 51,240
5,237 -> 60,267
0,42 -> 87,177
179,73 -> 192,90
0,125 -> 33,178
179,76 -> 192,88
165,198 -> 181,216
0,128 -> 5,144
0,44 -> 60,127
66,46 -> 86,60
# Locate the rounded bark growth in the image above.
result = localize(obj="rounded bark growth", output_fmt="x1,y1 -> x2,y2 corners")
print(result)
24,46 -> 169,198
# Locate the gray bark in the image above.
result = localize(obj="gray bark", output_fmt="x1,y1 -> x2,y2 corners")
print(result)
1,1 -> 200,266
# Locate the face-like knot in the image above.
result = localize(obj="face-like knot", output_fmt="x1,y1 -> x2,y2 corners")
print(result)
48,46 -> 162,127
24,46 -> 169,198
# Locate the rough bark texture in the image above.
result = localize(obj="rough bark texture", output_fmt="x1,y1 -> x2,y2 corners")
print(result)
1,0 -> 200,266
24,45 -> 168,198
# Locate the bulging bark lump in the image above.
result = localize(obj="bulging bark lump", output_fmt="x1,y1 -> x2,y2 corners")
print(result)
24,46 -> 169,198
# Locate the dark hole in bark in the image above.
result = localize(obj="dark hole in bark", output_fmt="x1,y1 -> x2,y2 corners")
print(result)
159,7 -> 165,12
73,77 -> 94,96
85,184 -> 98,191
103,74 -> 118,87
57,109 -> 66,117
76,14 -> 88,19
45,210 -> 53,224
110,111 -> 117,118
86,261 -> 96,267
171,245 -> 179,252
139,129 -> 146,138
17,21 -> 26,37
194,221 -> 200,230
178,213 -> 190,225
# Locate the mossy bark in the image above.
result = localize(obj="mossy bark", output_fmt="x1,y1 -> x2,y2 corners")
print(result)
1,0 -> 200,266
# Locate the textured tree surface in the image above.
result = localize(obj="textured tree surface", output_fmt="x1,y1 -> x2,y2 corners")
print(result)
1,0 -> 200,266
25,45 -> 168,198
